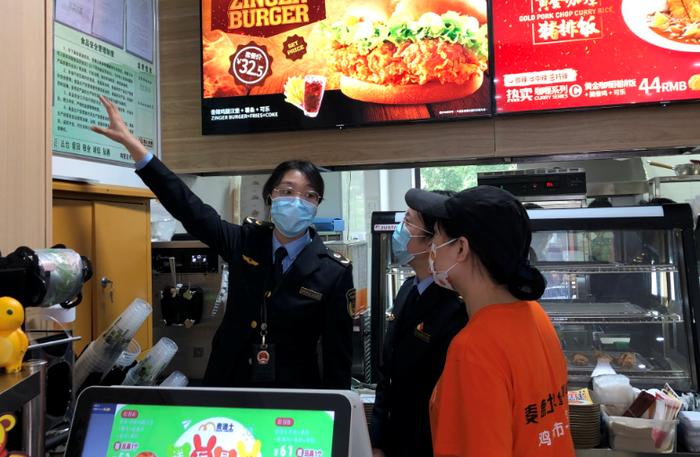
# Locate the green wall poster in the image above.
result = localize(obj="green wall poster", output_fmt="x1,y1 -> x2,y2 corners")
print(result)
52,0 -> 156,164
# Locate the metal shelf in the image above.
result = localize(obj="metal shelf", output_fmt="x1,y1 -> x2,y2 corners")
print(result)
385,265 -> 415,275
650,175 -> 700,185
535,263 -> 678,274
568,372 -> 691,386
0,366 -> 41,413
549,316 -> 683,324
542,301 -> 682,324
649,175 -> 700,199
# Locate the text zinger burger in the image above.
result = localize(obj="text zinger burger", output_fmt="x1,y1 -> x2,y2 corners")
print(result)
326,0 -> 488,104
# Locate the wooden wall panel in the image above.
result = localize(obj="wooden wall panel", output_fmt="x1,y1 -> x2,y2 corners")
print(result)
159,1 -> 700,175
0,1 -> 52,253
495,104 -> 700,157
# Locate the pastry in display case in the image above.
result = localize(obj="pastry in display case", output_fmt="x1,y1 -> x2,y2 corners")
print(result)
528,205 -> 700,391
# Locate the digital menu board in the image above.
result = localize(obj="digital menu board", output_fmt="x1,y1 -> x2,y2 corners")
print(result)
492,0 -> 700,113
201,0 -> 492,134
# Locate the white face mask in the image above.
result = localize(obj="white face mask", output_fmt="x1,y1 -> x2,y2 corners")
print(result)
429,238 -> 458,291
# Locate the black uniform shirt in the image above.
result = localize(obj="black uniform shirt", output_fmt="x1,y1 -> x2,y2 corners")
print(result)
370,276 -> 468,457
136,157 -> 354,388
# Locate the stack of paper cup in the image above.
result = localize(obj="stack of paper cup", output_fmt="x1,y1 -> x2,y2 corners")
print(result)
122,337 -> 178,386
74,298 -> 152,391
115,339 -> 142,368
159,370 -> 189,387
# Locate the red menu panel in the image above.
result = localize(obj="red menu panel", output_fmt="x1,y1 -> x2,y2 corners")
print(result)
492,0 -> 700,113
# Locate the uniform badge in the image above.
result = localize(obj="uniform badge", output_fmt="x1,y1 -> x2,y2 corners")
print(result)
242,255 -> 259,266
346,288 -> 357,318
256,349 -> 270,365
299,287 -> 323,301
329,250 -> 351,266
414,322 -> 431,343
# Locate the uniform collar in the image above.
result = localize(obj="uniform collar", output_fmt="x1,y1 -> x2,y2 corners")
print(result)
413,275 -> 435,295
272,230 -> 311,262
270,229 -> 325,294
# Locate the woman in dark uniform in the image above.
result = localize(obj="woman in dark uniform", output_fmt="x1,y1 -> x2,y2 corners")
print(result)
370,190 -> 468,457
92,96 -> 354,388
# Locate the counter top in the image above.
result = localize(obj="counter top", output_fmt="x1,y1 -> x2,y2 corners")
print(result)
0,367 -> 41,412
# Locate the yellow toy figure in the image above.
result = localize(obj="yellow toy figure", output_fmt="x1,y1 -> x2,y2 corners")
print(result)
0,297 -> 28,374
0,413 -> 28,457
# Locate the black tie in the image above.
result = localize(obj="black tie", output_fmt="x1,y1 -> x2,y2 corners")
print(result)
396,285 -> 420,334
273,246 -> 288,288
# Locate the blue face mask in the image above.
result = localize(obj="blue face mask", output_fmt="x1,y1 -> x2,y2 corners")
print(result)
392,220 -> 428,266
271,197 -> 318,238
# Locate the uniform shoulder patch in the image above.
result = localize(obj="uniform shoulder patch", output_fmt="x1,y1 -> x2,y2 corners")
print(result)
326,248 -> 351,267
244,217 -> 274,229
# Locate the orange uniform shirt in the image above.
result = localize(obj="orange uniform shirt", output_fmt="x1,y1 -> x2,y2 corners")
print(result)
430,301 -> 575,457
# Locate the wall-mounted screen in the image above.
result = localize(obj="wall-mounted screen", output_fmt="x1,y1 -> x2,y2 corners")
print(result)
200,0 -> 492,134
492,0 -> 700,114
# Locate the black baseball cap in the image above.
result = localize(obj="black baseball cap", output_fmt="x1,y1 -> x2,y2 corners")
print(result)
406,186 -> 546,300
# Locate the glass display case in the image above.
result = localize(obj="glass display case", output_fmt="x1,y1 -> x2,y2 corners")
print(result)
528,205 -> 700,391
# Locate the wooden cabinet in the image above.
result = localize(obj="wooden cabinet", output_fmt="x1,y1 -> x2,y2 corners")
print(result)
53,182 -> 154,354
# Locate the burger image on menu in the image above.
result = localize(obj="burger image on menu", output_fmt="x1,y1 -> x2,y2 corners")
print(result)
324,0 -> 488,104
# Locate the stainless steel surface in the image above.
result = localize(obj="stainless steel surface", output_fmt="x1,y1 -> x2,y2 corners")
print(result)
648,161 -> 700,176
523,194 -> 587,202
169,256 -> 177,286
536,264 -> 678,274
0,364 -> 41,413
21,359 -> 47,457
587,181 -> 649,197
518,157 -> 648,199
27,335 -> 81,350
152,241 -> 225,381
482,167 -> 586,177
542,301 -> 682,323
152,240 -> 209,249
650,175 -> 700,184
648,175 -> 700,199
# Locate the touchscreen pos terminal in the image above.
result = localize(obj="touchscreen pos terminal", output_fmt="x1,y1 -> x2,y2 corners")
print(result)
65,386 -> 371,457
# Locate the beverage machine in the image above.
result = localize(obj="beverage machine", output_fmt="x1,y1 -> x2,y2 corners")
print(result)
151,238 -> 226,383
369,211 -> 413,382
324,239 -> 370,383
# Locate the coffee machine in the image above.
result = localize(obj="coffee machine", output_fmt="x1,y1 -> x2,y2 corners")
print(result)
151,239 -> 226,383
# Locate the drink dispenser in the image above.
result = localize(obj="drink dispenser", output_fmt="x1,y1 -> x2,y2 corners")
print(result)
151,239 -> 226,382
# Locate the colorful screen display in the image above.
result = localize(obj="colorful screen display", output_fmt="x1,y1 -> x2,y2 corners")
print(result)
200,0 -> 492,134
492,0 -> 700,113
81,403 -> 335,457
